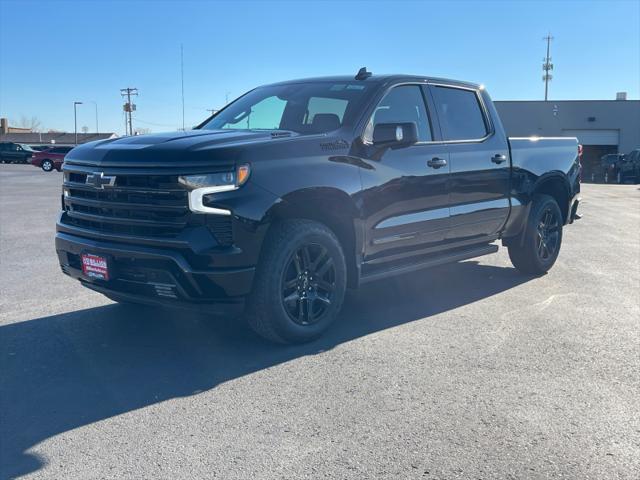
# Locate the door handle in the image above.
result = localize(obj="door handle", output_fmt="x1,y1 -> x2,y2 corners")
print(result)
427,157 -> 447,169
491,154 -> 507,164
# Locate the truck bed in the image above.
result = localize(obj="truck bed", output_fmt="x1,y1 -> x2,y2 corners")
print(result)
509,137 -> 579,177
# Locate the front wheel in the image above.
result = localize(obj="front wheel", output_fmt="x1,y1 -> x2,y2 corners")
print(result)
245,219 -> 347,344
41,160 -> 54,172
508,194 -> 563,275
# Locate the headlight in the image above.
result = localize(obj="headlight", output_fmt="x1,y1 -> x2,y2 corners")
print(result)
179,164 -> 250,190
179,164 -> 250,215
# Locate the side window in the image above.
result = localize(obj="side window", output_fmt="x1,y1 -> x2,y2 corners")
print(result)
432,86 -> 488,141
221,95 -> 286,130
367,85 -> 432,142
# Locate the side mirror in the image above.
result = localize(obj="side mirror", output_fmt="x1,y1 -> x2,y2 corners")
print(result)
373,122 -> 418,147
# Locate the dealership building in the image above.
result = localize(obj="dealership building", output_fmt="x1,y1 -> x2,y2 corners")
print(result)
494,98 -> 640,181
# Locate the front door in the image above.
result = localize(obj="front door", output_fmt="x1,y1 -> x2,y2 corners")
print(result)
358,84 -> 450,264
429,84 -> 511,243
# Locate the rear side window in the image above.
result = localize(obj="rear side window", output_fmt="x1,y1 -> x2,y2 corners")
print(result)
367,85 -> 432,142
304,97 -> 348,125
432,86 -> 488,141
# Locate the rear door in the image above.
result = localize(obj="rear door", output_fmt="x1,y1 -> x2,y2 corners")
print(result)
7,144 -> 22,162
429,84 -> 510,242
359,84 -> 450,263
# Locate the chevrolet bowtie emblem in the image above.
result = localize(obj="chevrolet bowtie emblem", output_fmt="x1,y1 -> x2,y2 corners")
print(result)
85,172 -> 116,189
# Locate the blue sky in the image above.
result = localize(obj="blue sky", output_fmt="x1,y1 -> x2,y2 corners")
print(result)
1,0 -> 638,135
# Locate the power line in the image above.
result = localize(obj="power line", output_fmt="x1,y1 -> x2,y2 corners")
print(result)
120,87 -> 138,135
135,118 -> 177,127
542,34 -> 554,101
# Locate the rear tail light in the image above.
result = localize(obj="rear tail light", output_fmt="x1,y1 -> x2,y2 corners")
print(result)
577,144 -> 583,183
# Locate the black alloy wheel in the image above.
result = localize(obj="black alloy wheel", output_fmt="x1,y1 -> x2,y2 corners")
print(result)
507,194 -> 563,275
536,207 -> 560,262
281,243 -> 336,325
245,219 -> 347,344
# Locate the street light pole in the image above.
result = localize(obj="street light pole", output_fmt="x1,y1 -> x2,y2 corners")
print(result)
73,101 -> 83,145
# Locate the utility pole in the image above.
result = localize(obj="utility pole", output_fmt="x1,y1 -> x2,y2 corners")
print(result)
89,101 -> 99,134
542,34 -> 554,101
120,87 -> 138,135
181,44 -> 185,131
73,101 -> 83,145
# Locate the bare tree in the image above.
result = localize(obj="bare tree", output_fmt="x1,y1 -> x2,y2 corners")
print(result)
81,126 -> 89,134
15,115 -> 43,132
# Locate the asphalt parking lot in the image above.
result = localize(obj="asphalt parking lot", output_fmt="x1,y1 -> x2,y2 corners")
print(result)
1,163 -> 639,480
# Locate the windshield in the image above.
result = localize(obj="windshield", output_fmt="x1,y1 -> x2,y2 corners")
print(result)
19,144 -> 35,151
201,82 -> 371,135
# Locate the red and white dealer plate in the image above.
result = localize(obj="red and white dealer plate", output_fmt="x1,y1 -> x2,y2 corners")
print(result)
81,253 -> 109,280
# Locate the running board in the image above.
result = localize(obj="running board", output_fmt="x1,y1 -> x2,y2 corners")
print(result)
360,244 -> 499,284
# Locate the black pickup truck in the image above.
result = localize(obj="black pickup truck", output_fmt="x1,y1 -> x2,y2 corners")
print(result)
56,69 -> 581,343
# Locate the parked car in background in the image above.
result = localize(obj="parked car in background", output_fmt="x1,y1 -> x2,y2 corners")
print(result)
599,153 -> 625,183
0,142 -> 36,164
617,149 -> 640,183
30,146 -> 73,171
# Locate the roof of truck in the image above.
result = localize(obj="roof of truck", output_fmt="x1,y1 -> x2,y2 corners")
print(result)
267,74 -> 481,90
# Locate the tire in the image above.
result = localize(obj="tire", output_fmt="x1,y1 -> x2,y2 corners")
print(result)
41,159 -> 53,172
245,219 -> 347,344
508,194 -> 563,275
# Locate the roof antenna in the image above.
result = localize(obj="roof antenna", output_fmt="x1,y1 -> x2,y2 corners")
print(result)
355,67 -> 372,80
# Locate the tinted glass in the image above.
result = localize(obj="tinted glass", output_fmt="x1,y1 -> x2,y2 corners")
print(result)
220,96 -> 286,130
202,82 -> 370,135
432,86 -> 488,140
305,97 -> 348,124
367,85 -> 432,142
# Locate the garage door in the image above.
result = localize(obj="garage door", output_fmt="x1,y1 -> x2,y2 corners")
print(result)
562,129 -> 619,146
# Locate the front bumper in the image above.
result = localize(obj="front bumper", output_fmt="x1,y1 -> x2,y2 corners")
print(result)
56,231 -> 253,315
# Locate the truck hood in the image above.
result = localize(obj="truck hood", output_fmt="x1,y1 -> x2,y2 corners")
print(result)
64,129 -> 304,170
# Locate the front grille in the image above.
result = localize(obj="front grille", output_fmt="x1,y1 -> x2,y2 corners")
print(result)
61,171 -> 233,245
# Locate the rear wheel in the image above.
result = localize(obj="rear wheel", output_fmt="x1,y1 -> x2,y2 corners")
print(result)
508,194 -> 563,275
245,219 -> 347,344
41,159 -> 54,172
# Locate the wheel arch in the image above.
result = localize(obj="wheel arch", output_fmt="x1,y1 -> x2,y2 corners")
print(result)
264,187 -> 361,288
532,173 -> 571,223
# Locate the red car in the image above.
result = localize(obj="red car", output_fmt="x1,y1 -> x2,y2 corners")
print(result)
30,146 -> 73,172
